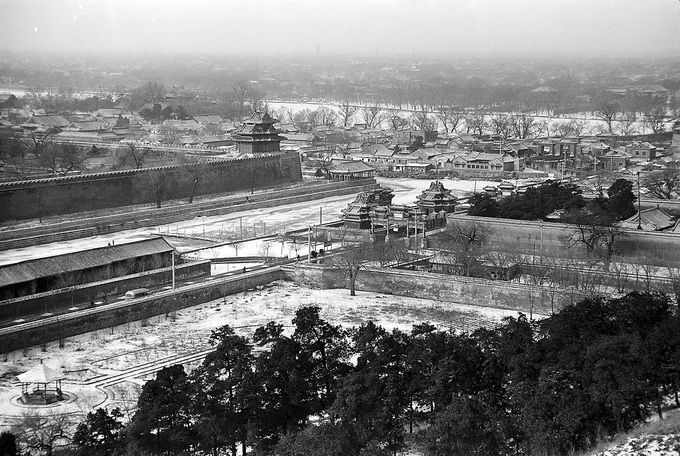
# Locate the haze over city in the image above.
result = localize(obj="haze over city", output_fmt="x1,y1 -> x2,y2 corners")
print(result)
1,0 -> 680,57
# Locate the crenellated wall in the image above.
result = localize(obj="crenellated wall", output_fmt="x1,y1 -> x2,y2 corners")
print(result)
0,152 -> 302,222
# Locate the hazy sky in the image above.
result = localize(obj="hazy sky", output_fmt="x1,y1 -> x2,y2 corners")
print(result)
2,0 -> 680,57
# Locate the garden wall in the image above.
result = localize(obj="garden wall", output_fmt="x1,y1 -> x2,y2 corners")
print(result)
0,152 -> 302,222
285,264 -> 586,316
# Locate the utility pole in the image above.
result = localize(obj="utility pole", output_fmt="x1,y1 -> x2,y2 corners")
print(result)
171,251 -> 176,290
319,206 -> 323,225
637,171 -> 642,230
307,226 -> 312,263
540,220 -> 544,263
414,211 -> 418,252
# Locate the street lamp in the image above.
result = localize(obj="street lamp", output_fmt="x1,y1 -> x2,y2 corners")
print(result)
636,171 -> 642,230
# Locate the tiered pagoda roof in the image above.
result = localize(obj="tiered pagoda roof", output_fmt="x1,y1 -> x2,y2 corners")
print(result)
232,111 -> 285,151
415,180 -> 457,214
341,188 -> 394,229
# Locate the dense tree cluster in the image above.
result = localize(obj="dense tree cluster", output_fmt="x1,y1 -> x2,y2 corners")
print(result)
468,181 -> 585,220
11,293 -> 672,456
139,103 -> 191,122
468,179 -> 635,222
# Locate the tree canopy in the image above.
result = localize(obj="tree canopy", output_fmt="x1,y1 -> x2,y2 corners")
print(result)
50,293 -> 679,456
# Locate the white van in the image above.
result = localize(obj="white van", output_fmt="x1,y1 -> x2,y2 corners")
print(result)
125,288 -> 150,300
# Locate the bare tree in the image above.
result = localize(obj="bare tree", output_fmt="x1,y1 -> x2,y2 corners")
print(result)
593,100 -> 620,133
434,106 -> 464,135
183,156 -> 207,204
337,101 -> 356,128
410,108 -> 436,134
38,142 -> 85,175
328,243 -> 375,296
232,80 -> 263,114
643,167 -> 680,199
610,260 -> 631,293
464,112 -> 487,136
259,239 -> 274,261
439,221 -> 491,277
317,106 -> 337,127
553,119 -> 588,138
291,109 -> 311,132
13,412 -> 73,456
640,260 -> 661,292
389,115 -> 409,131
231,239 -> 246,256
361,106 -> 385,129
643,106 -> 667,134
372,237 -> 410,267
563,213 -> 622,267
617,112 -> 638,136
534,120 -> 551,138
147,174 -> 165,208
0,133 -> 31,178
509,113 -> 537,139
20,129 -> 56,158
114,141 -> 148,169
271,106 -> 289,124
489,113 -> 511,139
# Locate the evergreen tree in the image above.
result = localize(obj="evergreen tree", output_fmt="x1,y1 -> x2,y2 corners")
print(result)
127,365 -> 197,455
192,325 -> 256,456
606,178 -> 637,220
72,408 -> 125,456
0,432 -> 17,456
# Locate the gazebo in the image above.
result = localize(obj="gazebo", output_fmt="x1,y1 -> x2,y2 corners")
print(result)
17,363 -> 65,405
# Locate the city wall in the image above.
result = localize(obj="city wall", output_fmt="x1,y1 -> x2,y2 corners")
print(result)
0,152 -> 302,222
0,261 -> 211,320
285,264 -> 585,316
438,215 -> 680,267
0,266 -> 285,353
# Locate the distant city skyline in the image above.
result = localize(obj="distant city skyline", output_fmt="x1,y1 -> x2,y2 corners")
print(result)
1,0 -> 680,58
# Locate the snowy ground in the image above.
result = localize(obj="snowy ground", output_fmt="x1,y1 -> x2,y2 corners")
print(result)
0,281 -> 527,426
0,177 -> 486,267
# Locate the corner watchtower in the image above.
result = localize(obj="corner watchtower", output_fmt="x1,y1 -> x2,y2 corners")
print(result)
233,111 -> 285,154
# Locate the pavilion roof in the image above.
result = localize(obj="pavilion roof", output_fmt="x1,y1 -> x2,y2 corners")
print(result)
17,363 -> 64,384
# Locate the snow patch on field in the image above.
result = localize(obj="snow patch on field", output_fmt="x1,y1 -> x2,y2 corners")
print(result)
0,281 -> 524,420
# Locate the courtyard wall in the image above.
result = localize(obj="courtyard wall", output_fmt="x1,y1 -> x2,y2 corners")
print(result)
284,263 -> 587,316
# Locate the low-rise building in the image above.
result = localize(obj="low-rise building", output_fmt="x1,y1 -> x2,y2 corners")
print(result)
0,237 -> 174,300
327,160 -> 377,181
626,141 -> 657,161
